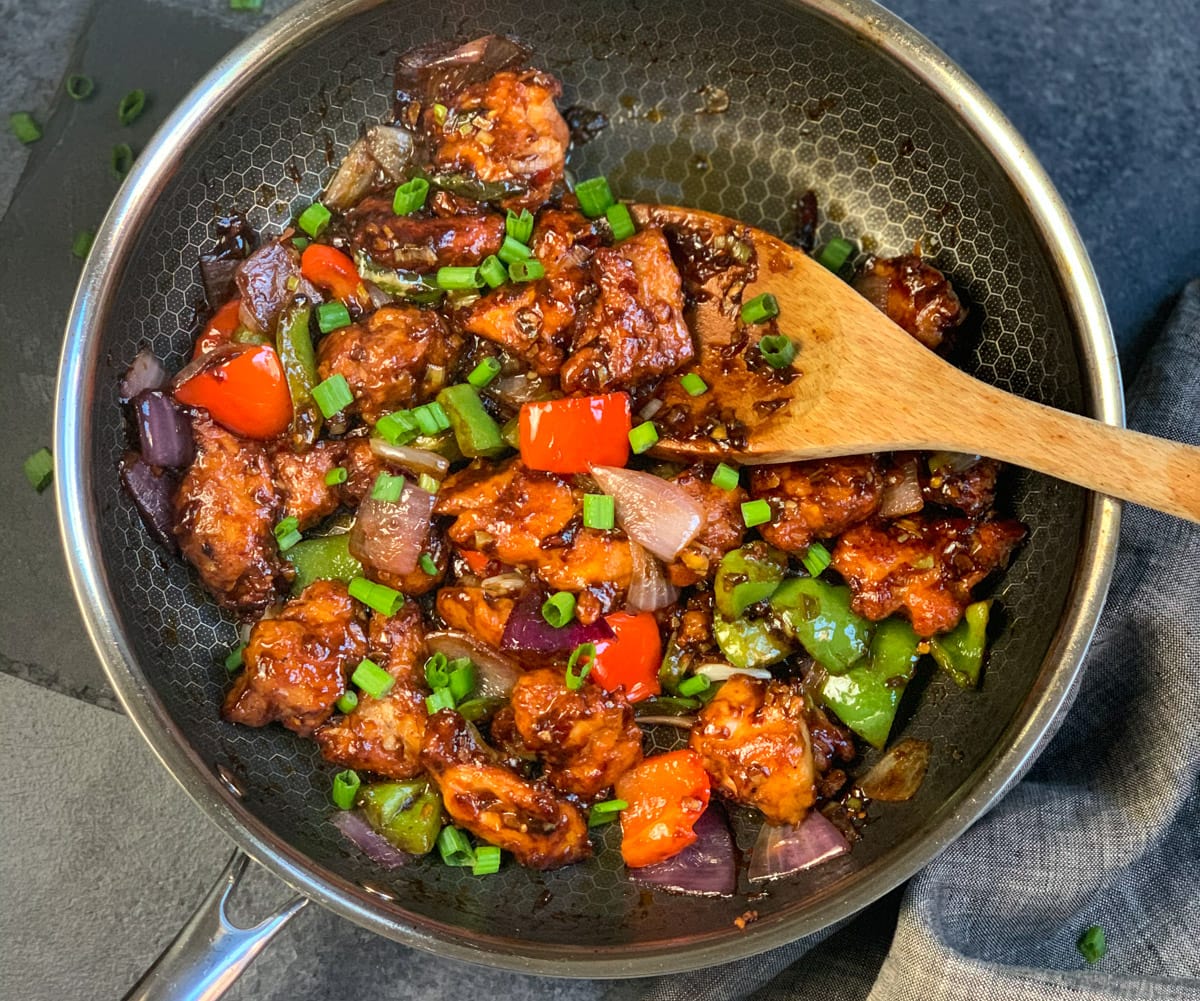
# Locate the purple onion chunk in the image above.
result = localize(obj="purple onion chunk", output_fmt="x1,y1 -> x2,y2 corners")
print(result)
748,809 -> 850,883
500,585 -> 615,653
134,391 -> 195,468
332,810 -> 413,870
119,349 -> 168,402
629,803 -> 737,897
119,452 -> 179,551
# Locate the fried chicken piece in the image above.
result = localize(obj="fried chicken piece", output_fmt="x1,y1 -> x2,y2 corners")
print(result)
560,228 -> 694,394
435,585 -> 515,649
689,676 -> 816,826
805,702 -> 856,800
922,454 -> 1001,517
348,195 -> 505,272
367,526 -> 448,598
341,436 -> 387,505
420,709 -> 591,869
315,602 -> 429,779
510,668 -> 643,799
174,414 -> 290,613
749,456 -> 883,552
853,254 -> 967,351
270,440 -> 346,530
316,304 -> 461,423
667,465 -> 747,586
222,580 -> 367,735
832,515 -> 1026,636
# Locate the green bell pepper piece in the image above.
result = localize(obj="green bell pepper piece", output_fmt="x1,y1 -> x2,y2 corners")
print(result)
771,576 -> 874,673
930,599 -> 990,688
821,617 -> 921,749
356,780 -> 443,856
657,632 -> 693,696
713,612 -> 793,670
634,695 -> 703,717
353,251 -> 444,304
276,301 -> 322,451
437,384 -> 508,458
285,533 -> 363,593
714,542 -> 788,620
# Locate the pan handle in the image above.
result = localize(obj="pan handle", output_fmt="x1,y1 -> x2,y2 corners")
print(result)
122,849 -> 308,1001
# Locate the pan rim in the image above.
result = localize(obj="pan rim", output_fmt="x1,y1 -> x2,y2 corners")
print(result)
54,0 -> 1121,978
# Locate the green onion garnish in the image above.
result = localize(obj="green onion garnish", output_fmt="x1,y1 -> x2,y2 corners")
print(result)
348,577 -> 404,616
392,176 -> 429,215
335,690 -> 358,714
605,202 -> 635,241
711,462 -> 740,492
312,374 -> 354,417
497,234 -> 532,265
508,259 -> 544,283
679,372 -> 708,397
471,845 -> 502,875
741,498 -> 773,528
71,230 -> 94,260
575,176 -> 615,218
565,642 -> 596,690
417,473 -> 440,494
678,674 -> 711,698
437,826 -> 475,867
506,208 -> 534,244
376,408 -> 419,446
412,401 -> 450,435
582,493 -> 615,531
741,292 -> 779,325
425,687 -> 455,714
628,420 -> 659,455
297,201 -> 331,238
117,89 -> 146,126
223,643 -> 245,673
436,266 -> 483,290
66,75 -> 94,101
292,236 -> 309,251
425,652 -> 450,689
331,769 -> 360,810
542,591 -> 576,628
419,552 -> 438,576
467,356 -> 502,388
587,798 -> 628,827
316,301 -> 351,333
757,334 -> 796,369
815,237 -> 855,274
478,254 -> 508,289
1076,925 -> 1106,964
273,516 -> 302,552
111,143 -> 134,179
23,447 -> 53,492
802,541 -> 832,578
229,0 -> 264,9
9,112 -> 42,144
351,658 -> 395,699
371,472 -> 405,503
324,466 -> 348,486
448,662 -> 476,702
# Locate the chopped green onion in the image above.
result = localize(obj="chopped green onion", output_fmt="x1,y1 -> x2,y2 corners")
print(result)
802,541 -> 832,578
741,292 -> 779,325
448,662 -> 476,702
71,230 -> 94,260
316,301 -> 351,333
371,472 -> 405,503
757,334 -> 796,369
348,577 -> 404,616
679,372 -> 708,397
335,690 -> 358,713
426,687 -> 456,713
331,769 -> 360,810
297,201 -> 331,238
66,75 -> 94,101
587,798 -> 628,827
815,237 -> 855,274
375,408 -> 419,446
117,89 -> 146,126
542,591 -> 576,628
273,516 -> 303,552
467,356 -> 502,388
478,254 -> 508,289
9,112 -> 41,144
497,234 -> 532,265
229,0 -> 264,9
223,643 -> 245,673
741,498 -> 773,528
425,653 -> 450,689
412,402 -> 450,436
325,466 -> 348,486
582,493 -> 615,531
508,259 -> 544,283
605,202 -> 635,241
351,658 -> 395,699
628,420 -> 659,455
292,236 -> 310,251
312,374 -> 354,417
1076,925 -> 1107,964
711,462 -> 740,492
575,176 -> 615,218
23,448 -> 53,492
437,826 -> 475,867
418,473 -> 440,494
392,176 -> 430,215
419,552 -> 438,576
111,143 -> 134,178
436,266 -> 482,290
678,674 -> 711,698
565,642 -> 596,690
437,383 -> 507,458
506,208 -> 534,243
471,845 -> 502,875
431,103 -> 448,125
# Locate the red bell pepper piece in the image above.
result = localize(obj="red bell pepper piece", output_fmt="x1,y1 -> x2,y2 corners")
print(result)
192,298 -> 243,359
519,393 -> 631,473
616,750 -> 711,868
300,243 -> 367,306
174,344 -> 293,440
589,611 -> 662,703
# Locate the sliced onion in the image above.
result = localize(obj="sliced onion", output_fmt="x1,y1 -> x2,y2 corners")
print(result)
425,630 -> 522,698
630,803 -> 736,897
133,391 -> 194,468
626,541 -> 679,613
633,715 -> 696,729
694,663 -> 772,683
481,571 -> 526,597
332,810 -> 412,870
852,267 -> 891,315
349,485 -> 435,576
119,452 -> 178,551
365,125 -> 414,182
879,456 -> 924,517
119,349 -> 168,402
860,738 -> 931,802
748,810 -> 850,882
484,371 -> 554,410
364,280 -> 393,309
368,437 -> 450,479
235,242 -> 312,334
324,137 -> 377,211
499,585 -> 615,653
396,35 -> 530,108
198,255 -> 241,310
591,466 -> 704,563
638,397 -> 664,421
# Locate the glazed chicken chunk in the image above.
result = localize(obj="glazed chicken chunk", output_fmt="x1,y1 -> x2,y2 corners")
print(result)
435,586 -> 515,650
749,456 -> 884,553
270,439 -> 346,530
853,253 -> 967,351
667,465 -> 748,586
348,195 -> 505,272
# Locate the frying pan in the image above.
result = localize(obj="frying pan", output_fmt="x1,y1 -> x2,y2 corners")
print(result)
54,0 -> 1121,995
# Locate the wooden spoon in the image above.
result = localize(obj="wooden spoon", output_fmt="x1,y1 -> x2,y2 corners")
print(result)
632,204 -> 1200,523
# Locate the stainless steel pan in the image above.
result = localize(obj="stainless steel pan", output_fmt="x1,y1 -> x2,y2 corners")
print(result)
55,0 -> 1121,996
